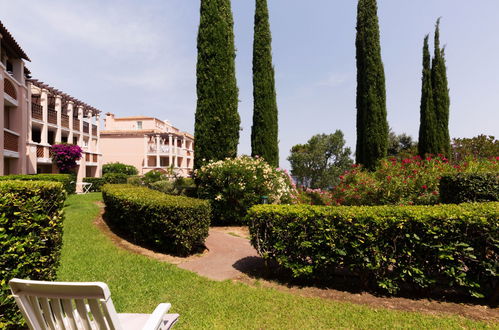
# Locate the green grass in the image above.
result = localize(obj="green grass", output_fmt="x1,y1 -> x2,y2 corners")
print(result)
58,193 -> 494,329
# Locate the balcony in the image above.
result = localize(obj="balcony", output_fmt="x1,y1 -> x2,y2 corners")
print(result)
73,118 -> 80,131
47,108 -> 57,125
93,154 -> 98,162
83,122 -> 89,134
92,124 -> 98,136
61,113 -> 70,129
4,77 -> 17,100
32,103 -> 43,121
4,129 -> 19,152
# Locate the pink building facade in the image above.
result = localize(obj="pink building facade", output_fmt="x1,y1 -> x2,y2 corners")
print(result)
1,21 -> 102,184
101,114 -> 194,177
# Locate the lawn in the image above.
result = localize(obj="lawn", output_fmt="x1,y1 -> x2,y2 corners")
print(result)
58,193 -> 493,329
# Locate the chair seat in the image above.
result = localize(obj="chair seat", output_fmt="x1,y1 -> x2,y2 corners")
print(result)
118,313 -> 179,330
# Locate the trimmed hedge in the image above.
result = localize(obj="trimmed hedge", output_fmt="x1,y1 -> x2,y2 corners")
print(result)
0,181 -> 66,328
101,184 -> 211,256
102,162 -> 138,176
248,202 -> 499,298
440,173 -> 499,204
83,173 -> 130,192
0,173 -> 75,194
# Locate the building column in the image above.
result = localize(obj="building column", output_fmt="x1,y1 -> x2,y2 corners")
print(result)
67,101 -> 74,143
155,134 -> 160,168
143,134 -> 149,171
55,95 -> 62,143
87,110 -> 93,153
77,106 -> 84,147
168,134 -> 173,168
95,114 -> 101,177
40,89 -> 49,147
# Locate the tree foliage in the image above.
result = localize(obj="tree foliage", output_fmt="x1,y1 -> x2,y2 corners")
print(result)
288,131 -> 353,189
431,18 -> 451,156
251,0 -> 279,167
194,0 -> 240,169
418,35 -> 439,157
388,129 -> 417,158
355,0 -> 388,170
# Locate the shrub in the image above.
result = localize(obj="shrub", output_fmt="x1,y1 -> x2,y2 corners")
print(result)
127,175 -> 143,186
142,170 -> 167,186
50,144 -> 83,173
248,202 -> 499,298
0,173 -> 76,194
101,184 -> 211,256
451,135 -> 499,162
83,177 -> 105,192
440,173 -> 499,204
330,156 -> 499,206
0,181 -> 66,328
102,173 -> 129,184
150,180 -> 176,194
102,162 -> 138,176
195,156 -> 295,225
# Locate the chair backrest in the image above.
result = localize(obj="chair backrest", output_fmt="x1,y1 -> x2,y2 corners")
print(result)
9,278 -> 122,330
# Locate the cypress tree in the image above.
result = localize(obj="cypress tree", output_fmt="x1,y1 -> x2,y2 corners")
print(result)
431,18 -> 451,156
355,0 -> 388,170
418,35 -> 438,157
194,0 -> 240,170
251,0 -> 279,167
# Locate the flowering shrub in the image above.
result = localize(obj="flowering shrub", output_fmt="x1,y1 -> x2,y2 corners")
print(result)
50,144 -> 83,173
292,188 -> 335,206
196,156 -> 296,225
330,155 -> 499,206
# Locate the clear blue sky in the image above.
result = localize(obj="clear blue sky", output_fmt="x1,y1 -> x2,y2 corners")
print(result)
2,0 -> 498,168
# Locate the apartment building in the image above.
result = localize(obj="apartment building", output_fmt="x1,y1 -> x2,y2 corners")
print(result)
101,113 -> 194,177
1,21 -> 102,183
28,80 -> 102,182
1,21 -> 30,175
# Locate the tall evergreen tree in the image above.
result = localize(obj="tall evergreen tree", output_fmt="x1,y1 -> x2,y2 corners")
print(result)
431,18 -> 451,156
355,0 -> 388,170
418,35 -> 438,156
194,0 -> 240,170
251,0 -> 279,167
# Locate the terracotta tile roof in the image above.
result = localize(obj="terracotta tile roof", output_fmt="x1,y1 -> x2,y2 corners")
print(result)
0,20 -> 30,61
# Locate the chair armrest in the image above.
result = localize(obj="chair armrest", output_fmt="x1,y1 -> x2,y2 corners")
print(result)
142,303 -> 174,330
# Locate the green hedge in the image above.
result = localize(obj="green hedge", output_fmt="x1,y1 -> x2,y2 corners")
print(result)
440,173 -> 499,204
0,181 -> 66,328
83,173 -> 130,192
0,174 -> 75,194
102,162 -> 138,176
247,202 -> 499,298
102,184 -> 211,256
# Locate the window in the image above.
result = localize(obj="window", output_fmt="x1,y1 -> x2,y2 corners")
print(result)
137,121 -> 142,129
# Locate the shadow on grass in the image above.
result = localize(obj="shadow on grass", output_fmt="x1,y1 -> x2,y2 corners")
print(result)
232,256 -> 499,308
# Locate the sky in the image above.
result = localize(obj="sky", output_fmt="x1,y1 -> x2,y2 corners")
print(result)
1,0 -> 498,169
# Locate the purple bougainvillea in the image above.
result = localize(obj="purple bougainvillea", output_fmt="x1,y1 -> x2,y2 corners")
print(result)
50,144 -> 83,173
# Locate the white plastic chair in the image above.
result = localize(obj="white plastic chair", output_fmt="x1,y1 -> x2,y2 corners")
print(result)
9,278 -> 179,330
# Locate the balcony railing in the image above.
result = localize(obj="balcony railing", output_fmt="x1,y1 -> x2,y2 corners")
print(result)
73,118 -> 80,131
92,124 -> 98,136
48,108 -> 57,125
83,122 -> 89,134
61,113 -> 70,128
32,103 -> 43,120
4,130 -> 19,152
4,78 -> 17,100
36,145 -> 45,158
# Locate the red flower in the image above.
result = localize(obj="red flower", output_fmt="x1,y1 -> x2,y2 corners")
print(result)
422,185 -> 428,189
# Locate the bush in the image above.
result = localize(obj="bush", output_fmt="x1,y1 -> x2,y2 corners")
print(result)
142,170 -> 168,186
196,156 -> 295,225
330,156 -> 499,206
101,184 -> 211,256
248,202 -> 499,298
102,173 -> 129,184
0,173 -> 76,194
0,181 -> 66,328
451,135 -> 499,162
102,162 -> 138,176
83,177 -> 105,192
440,173 -> 499,204
150,180 -> 176,194
127,175 -> 143,186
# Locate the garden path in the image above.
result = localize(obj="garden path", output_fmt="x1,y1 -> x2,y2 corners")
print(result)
178,227 -> 265,281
